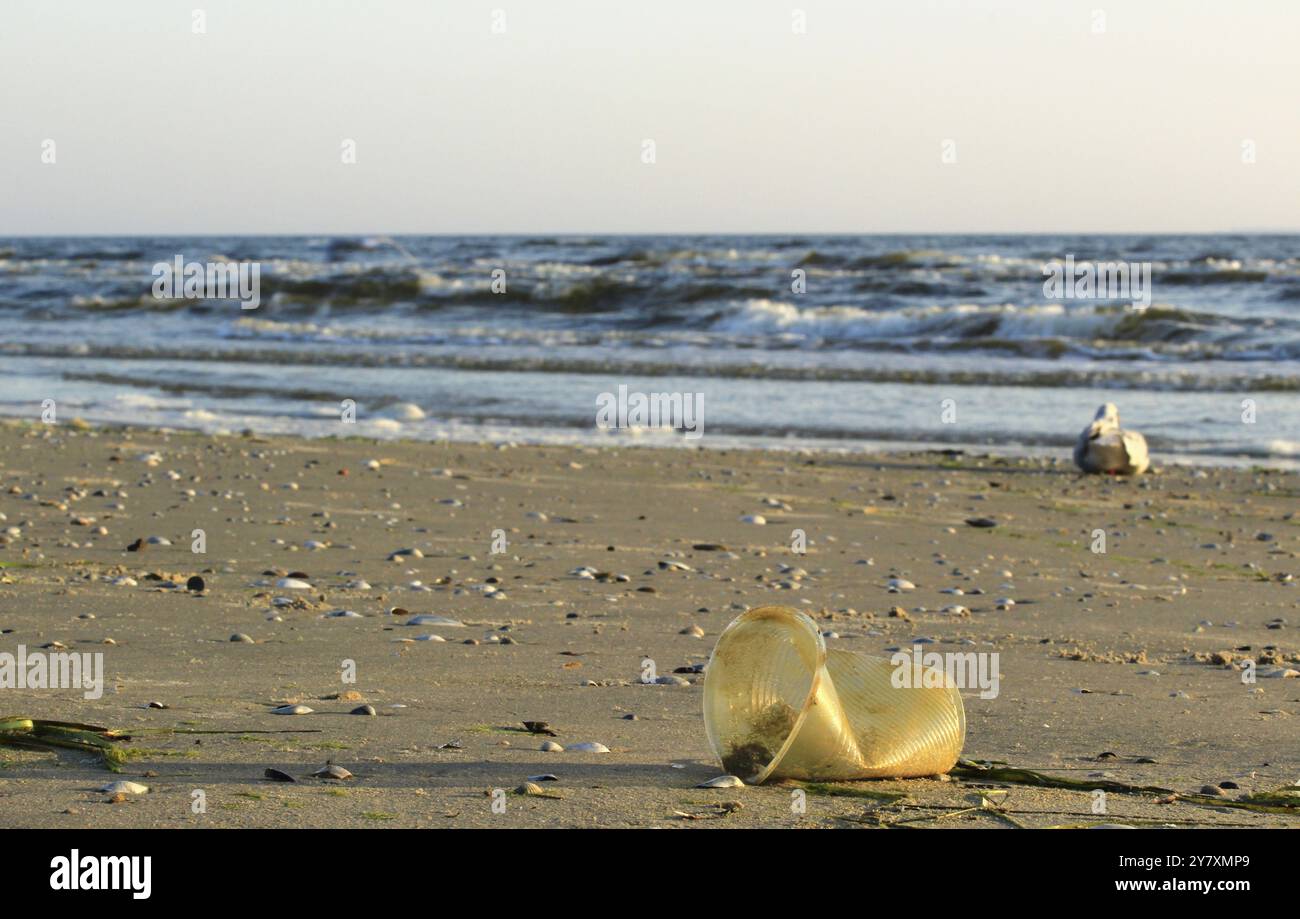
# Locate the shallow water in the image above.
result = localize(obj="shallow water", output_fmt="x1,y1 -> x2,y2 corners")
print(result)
1,234 -> 1296,466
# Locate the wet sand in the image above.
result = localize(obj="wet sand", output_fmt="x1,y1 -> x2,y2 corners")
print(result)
0,420 -> 1296,828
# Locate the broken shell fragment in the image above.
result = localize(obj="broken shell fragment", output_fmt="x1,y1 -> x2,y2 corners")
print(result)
565,742 -> 610,753
100,781 -> 149,795
312,764 -> 353,780
697,774 -> 745,788
271,704 -> 313,715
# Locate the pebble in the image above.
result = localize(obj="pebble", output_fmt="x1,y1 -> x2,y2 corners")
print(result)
186,575 -> 205,592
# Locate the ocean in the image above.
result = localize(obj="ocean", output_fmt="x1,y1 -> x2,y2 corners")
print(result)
1,234 -> 1297,467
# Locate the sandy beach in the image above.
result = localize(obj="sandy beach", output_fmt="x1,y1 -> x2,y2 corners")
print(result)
0,419 -> 1295,828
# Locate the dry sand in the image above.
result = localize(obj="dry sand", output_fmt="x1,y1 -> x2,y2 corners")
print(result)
0,420 -> 1296,828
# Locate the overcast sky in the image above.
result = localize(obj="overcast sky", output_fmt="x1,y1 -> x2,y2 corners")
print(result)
3,0 -> 1297,234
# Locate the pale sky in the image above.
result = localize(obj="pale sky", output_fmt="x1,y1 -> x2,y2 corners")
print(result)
2,0 -> 1297,234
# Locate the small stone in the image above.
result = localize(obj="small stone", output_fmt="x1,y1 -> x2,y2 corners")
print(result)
186,575 -> 205,592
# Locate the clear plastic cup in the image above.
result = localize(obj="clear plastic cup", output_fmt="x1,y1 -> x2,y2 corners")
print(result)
703,606 -> 966,783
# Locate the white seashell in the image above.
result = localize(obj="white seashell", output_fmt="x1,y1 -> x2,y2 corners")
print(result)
887,578 -> 916,591
407,614 -> 464,627
324,609 -> 362,618
346,580 -> 372,590
566,742 -> 610,753
995,598 -> 1016,609
272,704 -> 313,715
111,576 -> 137,587
101,781 -> 149,795
146,536 -> 171,545
697,774 -> 744,788
1260,667 -> 1300,679
414,634 -> 445,642
303,540 -> 327,550
388,547 -> 423,560
540,740 -> 564,752
275,577 -> 312,590
740,514 -> 767,525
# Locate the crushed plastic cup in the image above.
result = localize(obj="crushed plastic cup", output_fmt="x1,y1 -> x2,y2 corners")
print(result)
702,605 -> 965,784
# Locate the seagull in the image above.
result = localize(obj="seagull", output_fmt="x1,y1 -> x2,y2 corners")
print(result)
1074,403 -> 1149,475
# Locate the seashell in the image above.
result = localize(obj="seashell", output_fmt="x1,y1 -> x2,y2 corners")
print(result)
1260,667 -> 1300,679
312,763 -> 352,780
540,740 -> 564,752
887,578 -> 916,592
965,517 -> 998,528
387,547 -> 423,560
655,675 -> 690,686
272,704 -> 313,715
100,781 -> 148,795
995,598 -> 1015,610
264,768 -> 296,783
346,580 -> 372,590
515,782 -> 544,796
407,615 -> 464,627
527,773 -> 559,782
111,576 -> 137,587
414,634 -> 445,642
146,535 -> 171,545
566,742 -> 610,753
350,704 -> 377,716
697,774 -> 745,788
275,577 -> 312,590
680,625 -> 706,638
740,514 -> 767,525
324,609 -> 362,618
230,633 -> 254,643
303,540 -> 327,550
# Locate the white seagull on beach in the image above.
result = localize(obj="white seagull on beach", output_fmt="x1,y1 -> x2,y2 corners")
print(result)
1073,403 -> 1149,475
